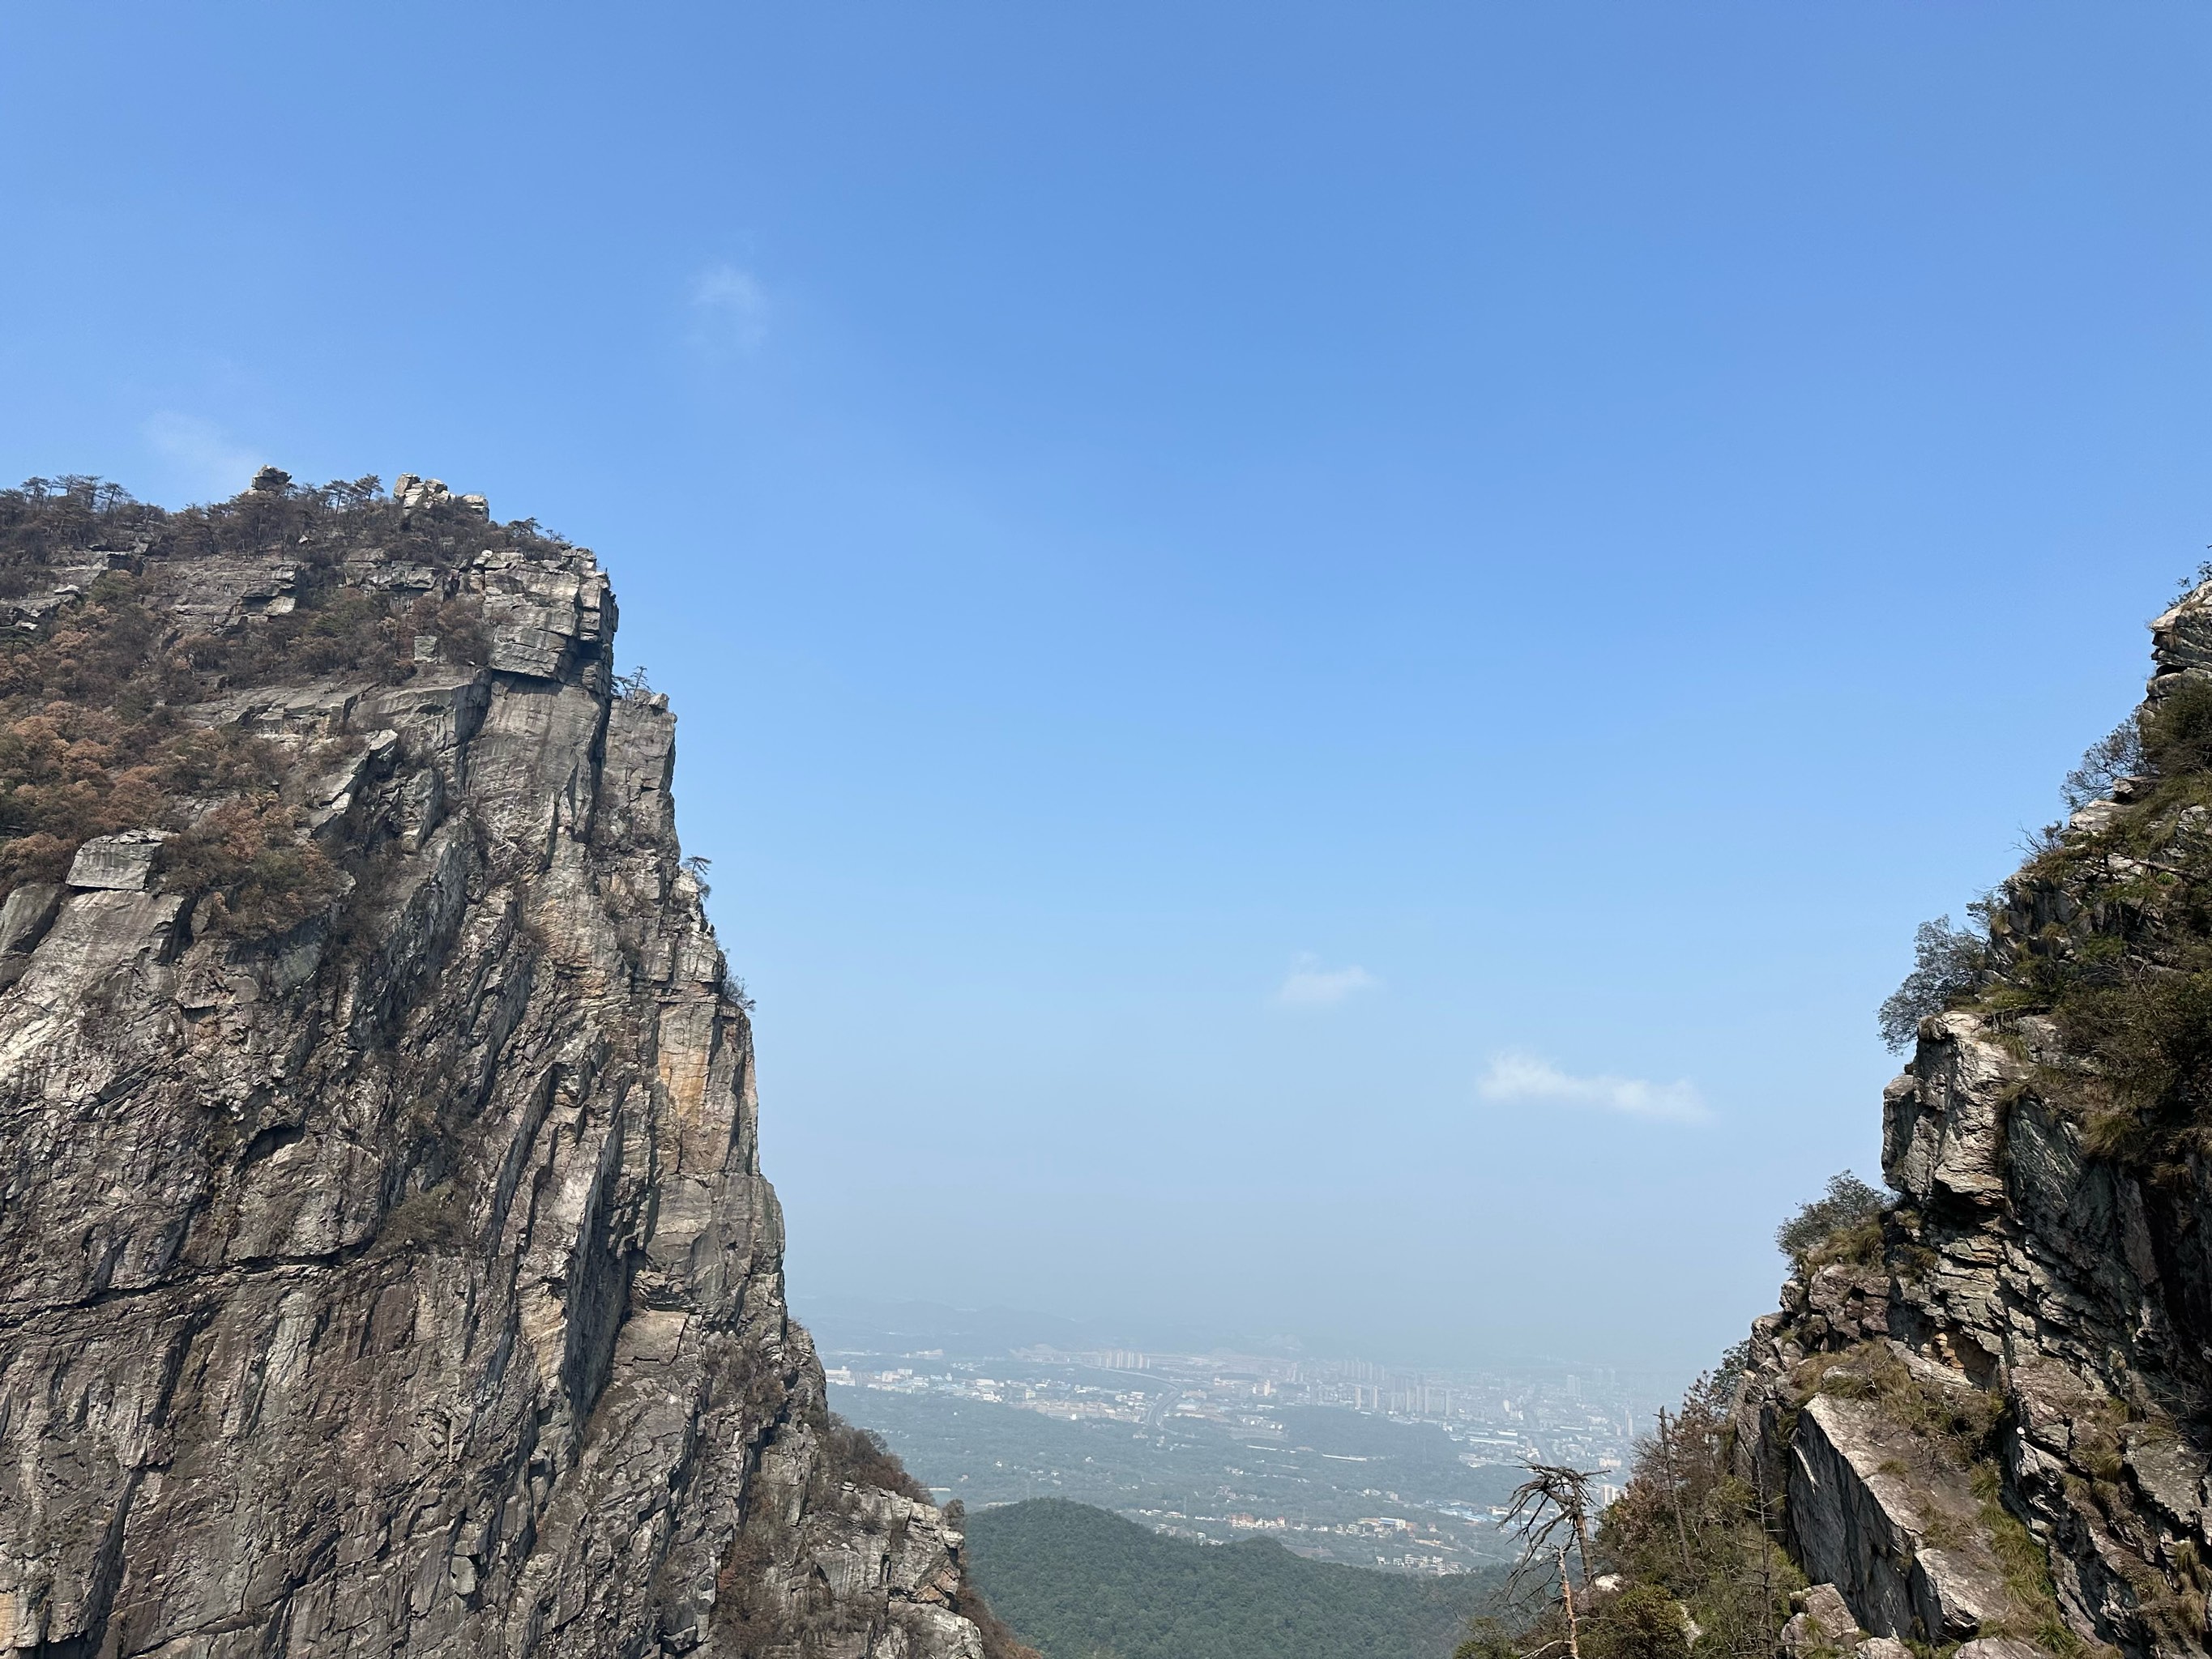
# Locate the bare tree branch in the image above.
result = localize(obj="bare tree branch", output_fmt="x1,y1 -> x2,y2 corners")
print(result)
1501,1461 -> 1605,1590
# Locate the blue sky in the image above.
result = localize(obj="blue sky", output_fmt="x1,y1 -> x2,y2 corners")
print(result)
3,3 -> 2208,1373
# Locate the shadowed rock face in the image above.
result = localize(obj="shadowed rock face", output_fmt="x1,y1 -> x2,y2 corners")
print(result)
0,499 -> 988,1659
1737,582 -> 2212,1659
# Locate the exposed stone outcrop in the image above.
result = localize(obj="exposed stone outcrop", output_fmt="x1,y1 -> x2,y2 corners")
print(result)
1781,1582 -> 1864,1659
1738,579 -> 2212,1659
0,482 -> 996,1659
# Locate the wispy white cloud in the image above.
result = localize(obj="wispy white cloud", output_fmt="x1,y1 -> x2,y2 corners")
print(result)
143,412 -> 261,501
689,263 -> 771,355
1476,1051 -> 1710,1125
1275,953 -> 1380,1008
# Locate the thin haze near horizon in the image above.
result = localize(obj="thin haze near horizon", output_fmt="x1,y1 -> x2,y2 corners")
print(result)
2,5 -> 2207,1375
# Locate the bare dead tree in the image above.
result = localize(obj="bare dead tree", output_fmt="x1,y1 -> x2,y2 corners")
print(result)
1753,1445 -> 1781,1659
1653,1407 -> 1693,1576
1502,1461 -> 1604,1590
1556,1546 -> 1582,1659
1497,1456 -> 1607,1655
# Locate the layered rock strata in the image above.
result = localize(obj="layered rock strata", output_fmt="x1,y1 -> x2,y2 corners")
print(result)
0,484 -> 993,1659
1739,580 -> 2212,1659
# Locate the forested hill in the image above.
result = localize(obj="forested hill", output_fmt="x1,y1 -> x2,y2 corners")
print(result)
961,1499 -> 1505,1659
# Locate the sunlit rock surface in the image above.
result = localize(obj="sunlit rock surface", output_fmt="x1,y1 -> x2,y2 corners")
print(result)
1738,580 -> 2212,1659
0,497 -> 991,1659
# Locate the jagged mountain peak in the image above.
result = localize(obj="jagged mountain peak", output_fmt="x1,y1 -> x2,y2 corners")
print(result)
0,474 -> 1014,1659
1740,571 -> 2212,1659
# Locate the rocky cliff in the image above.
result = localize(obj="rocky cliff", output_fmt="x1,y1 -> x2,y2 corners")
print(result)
0,472 -> 1010,1659
1738,575 -> 2212,1659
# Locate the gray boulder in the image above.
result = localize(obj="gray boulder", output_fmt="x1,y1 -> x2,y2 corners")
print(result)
64,829 -> 167,891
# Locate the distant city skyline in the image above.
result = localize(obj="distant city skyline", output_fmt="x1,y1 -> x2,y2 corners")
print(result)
815,1302 -> 1669,1571
796,1289 -> 1715,1380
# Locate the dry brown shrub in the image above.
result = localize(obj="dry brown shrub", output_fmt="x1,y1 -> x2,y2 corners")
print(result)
162,798 -> 344,940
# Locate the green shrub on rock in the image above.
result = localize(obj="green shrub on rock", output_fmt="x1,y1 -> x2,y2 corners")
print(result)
1774,1173 -> 1885,1273
1877,917 -> 1990,1053
2142,676 -> 2212,780
1586,1583 -> 1693,1659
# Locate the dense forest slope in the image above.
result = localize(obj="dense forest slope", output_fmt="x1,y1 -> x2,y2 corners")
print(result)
962,1499 -> 1505,1659
0,472 -> 1017,1659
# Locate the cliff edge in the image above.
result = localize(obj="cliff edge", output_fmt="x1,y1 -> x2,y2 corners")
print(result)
1737,573 -> 2212,1659
0,472 -> 1009,1659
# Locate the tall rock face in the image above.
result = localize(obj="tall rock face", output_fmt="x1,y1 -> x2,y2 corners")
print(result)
0,476 -> 999,1659
1740,578 -> 2212,1659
